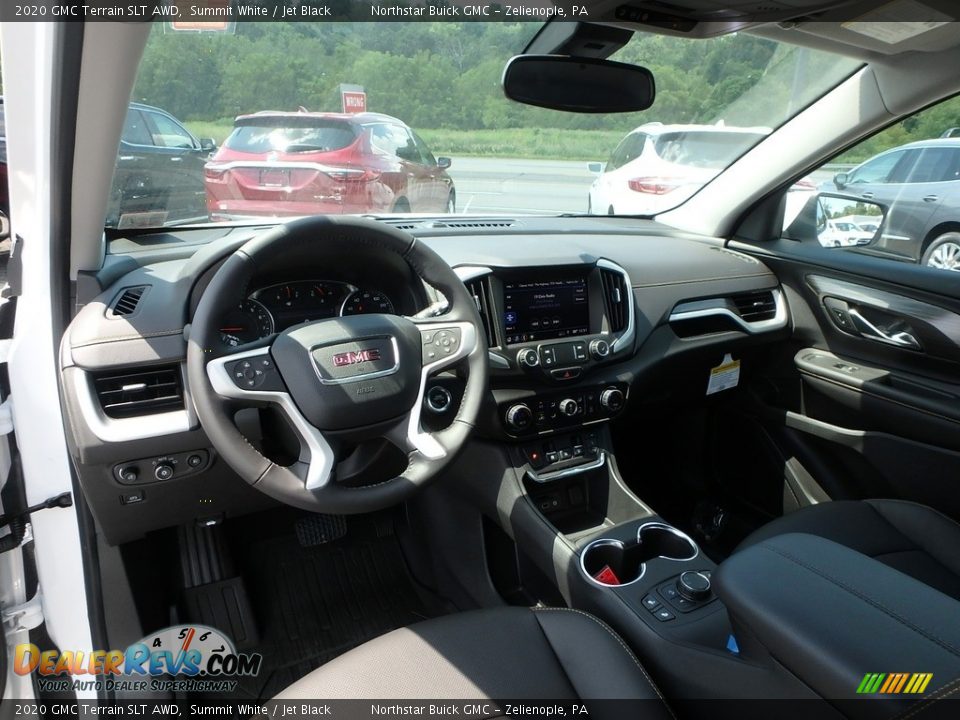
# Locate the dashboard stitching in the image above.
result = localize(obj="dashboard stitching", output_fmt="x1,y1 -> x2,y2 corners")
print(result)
72,330 -> 184,346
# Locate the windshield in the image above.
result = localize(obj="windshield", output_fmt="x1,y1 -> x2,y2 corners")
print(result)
108,22 -> 860,232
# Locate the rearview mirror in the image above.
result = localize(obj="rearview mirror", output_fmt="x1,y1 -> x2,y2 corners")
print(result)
502,55 -> 655,114
588,162 -> 604,174
0,212 -> 8,242
833,172 -> 849,189
437,157 -> 452,170
199,138 -> 217,152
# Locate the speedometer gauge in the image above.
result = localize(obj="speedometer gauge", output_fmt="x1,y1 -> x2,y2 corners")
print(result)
219,299 -> 274,347
341,290 -> 395,316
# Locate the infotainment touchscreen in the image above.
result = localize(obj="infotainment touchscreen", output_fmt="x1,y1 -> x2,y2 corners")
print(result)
503,277 -> 590,344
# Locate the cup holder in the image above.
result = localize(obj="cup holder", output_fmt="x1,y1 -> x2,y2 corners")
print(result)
580,522 -> 698,587
637,522 -> 699,563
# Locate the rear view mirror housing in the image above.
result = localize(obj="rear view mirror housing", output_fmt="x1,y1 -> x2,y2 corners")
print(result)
502,55 -> 655,114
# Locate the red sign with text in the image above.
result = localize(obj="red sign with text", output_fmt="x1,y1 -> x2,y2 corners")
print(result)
341,91 -> 367,114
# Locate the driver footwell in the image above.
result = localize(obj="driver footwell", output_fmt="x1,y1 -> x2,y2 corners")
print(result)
177,508 -> 442,699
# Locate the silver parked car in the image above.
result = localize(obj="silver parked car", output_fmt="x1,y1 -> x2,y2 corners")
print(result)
823,138 -> 960,271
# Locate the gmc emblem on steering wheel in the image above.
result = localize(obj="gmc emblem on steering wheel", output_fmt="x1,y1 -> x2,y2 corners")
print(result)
332,348 -> 382,367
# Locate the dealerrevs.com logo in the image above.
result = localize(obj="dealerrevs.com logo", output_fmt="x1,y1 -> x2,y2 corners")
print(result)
14,625 -> 262,694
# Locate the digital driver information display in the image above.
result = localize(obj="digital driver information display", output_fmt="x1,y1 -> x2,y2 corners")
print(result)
503,277 -> 589,344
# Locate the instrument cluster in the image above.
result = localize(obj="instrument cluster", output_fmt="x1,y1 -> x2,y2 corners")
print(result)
219,280 -> 395,347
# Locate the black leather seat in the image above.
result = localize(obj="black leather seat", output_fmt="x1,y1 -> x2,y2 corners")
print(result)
737,499 -> 960,601
275,606 -> 672,715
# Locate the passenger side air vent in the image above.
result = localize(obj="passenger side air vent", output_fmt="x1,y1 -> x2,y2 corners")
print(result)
732,290 -> 777,323
108,286 -> 148,317
600,268 -> 628,333
464,275 -> 498,348
438,220 -> 516,229
92,365 -> 184,419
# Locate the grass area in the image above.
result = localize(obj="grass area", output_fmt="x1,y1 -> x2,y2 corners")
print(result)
417,128 -> 623,161
185,120 -> 234,144
184,120 -> 622,161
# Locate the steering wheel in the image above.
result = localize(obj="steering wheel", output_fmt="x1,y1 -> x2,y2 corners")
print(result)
186,216 -> 488,514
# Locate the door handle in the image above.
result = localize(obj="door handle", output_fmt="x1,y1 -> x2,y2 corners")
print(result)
923,195 -> 940,202
847,308 -> 922,350
860,192 -> 874,199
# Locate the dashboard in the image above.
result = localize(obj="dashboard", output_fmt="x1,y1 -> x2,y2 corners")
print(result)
222,281 -> 396,347
60,215 -> 791,544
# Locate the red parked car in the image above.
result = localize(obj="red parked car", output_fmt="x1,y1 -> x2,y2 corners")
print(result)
204,111 -> 455,219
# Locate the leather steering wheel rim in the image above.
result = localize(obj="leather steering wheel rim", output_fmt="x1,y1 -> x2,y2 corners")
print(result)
186,216 -> 488,513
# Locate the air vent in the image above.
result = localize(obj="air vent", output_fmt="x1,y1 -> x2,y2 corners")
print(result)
109,286 -> 148,317
464,275 -> 497,348
438,220 -> 516,229
92,365 -> 184,419
600,268 -> 628,333
732,290 -> 777,323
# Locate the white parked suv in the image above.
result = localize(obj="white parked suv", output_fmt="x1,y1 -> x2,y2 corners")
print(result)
587,122 -> 769,215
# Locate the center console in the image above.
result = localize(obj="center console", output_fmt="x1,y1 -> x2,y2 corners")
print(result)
440,259 -> 817,701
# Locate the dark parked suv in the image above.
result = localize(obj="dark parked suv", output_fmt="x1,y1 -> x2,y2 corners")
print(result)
824,138 -> 960,271
107,102 -> 216,228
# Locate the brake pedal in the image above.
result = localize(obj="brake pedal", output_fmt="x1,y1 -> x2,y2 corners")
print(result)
295,514 -> 347,547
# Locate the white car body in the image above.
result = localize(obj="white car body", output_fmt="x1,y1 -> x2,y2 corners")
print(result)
588,123 -> 769,215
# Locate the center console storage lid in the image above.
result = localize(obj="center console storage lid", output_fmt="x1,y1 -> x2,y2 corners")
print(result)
715,533 -> 960,710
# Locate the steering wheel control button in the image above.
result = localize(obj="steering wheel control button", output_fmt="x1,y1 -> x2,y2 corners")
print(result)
677,571 -> 712,601
228,354 -> 284,391
589,339 -> 611,360
505,404 -> 534,431
517,348 -> 540,368
421,326 -> 463,362
425,385 -> 453,414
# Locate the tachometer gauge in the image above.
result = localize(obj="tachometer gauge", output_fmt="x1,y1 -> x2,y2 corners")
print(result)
341,290 -> 395,316
219,299 -> 274,347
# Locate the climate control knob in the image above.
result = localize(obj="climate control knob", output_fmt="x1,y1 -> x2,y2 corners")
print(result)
600,387 -> 625,412
589,339 -> 610,360
505,404 -> 534,431
517,348 -> 540,369
559,398 -> 579,417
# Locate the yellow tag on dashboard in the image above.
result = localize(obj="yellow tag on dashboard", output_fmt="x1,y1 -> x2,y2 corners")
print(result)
706,353 -> 740,395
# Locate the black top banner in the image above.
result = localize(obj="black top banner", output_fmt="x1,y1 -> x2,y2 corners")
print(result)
2,0 -> 957,23
2,0 -> 599,23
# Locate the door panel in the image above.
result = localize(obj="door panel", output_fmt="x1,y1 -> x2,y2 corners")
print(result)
727,238 -> 960,521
